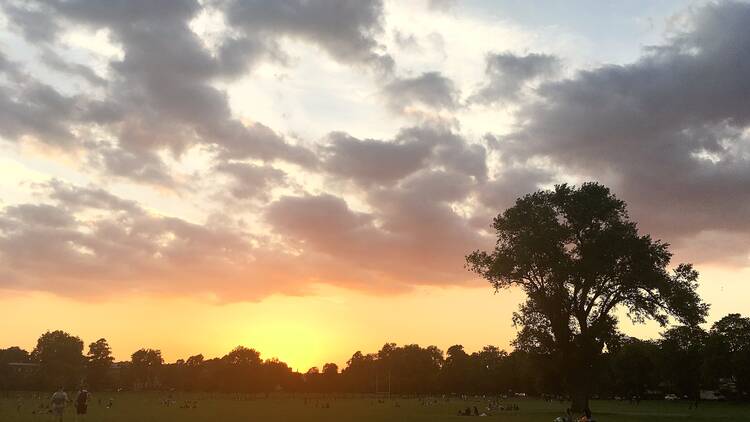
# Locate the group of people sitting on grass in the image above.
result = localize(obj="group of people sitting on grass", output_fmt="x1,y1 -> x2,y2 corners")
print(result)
458,405 -> 482,416
458,402 -> 519,416
160,394 -> 200,409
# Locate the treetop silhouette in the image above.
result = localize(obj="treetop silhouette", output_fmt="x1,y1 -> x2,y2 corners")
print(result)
466,182 -> 708,411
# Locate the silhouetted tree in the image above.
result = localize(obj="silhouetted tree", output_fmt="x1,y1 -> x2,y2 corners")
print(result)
659,326 -> 707,402
220,346 -> 262,392
262,358 -> 296,392
611,337 -> 659,399
467,183 -> 708,411
705,314 -> 750,397
321,362 -> 339,392
341,351 -> 377,392
0,346 -> 31,390
183,354 -> 205,390
86,338 -> 114,389
442,345 -> 471,393
130,348 -> 163,389
31,330 -> 85,389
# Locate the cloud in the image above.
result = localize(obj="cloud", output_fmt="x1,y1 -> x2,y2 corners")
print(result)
45,179 -> 140,212
319,131 -> 434,185
471,52 -> 559,104
1,0 -> 316,185
221,0 -> 394,75
0,181 -> 313,300
266,185 -> 487,290
1,0 -> 748,304
478,166 -> 554,210
381,71 -> 459,115
1,2 -> 60,43
0,76 -> 90,147
39,48 -> 107,87
0,180 -> 486,300
320,125 -> 487,186
506,1 -> 750,264
86,142 -> 177,187
214,162 -> 287,200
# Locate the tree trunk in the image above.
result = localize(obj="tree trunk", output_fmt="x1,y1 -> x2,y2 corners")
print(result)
570,385 -> 590,414
566,352 -> 592,414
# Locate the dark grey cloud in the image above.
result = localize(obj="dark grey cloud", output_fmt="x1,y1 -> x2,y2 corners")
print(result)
507,1 -> 750,264
320,131 -> 434,185
266,183 -> 487,289
86,142 -> 177,187
478,166 -> 553,211
214,162 -> 287,200
222,0 -> 394,75
0,50 -> 23,80
381,72 -> 459,115
45,179 -> 140,212
0,73 -> 99,147
3,203 -> 76,228
398,126 -> 488,182
320,125 -> 487,186
471,52 -> 559,104
1,2 -> 60,43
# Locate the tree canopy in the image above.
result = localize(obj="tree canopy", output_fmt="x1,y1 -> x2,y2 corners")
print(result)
31,330 -> 85,389
466,183 -> 708,410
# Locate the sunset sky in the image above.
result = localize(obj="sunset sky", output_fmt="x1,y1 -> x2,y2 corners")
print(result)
1,0 -> 749,371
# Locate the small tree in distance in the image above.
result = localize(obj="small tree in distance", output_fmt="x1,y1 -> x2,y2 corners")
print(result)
466,183 -> 708,412
87,338 -> 114,390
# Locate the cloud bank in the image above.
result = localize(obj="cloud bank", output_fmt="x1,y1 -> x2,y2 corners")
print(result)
0,0 -> 748,301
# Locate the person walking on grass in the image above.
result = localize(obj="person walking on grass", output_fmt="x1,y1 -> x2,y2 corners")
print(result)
75,388 -> 90,421
51,387 -> 69,422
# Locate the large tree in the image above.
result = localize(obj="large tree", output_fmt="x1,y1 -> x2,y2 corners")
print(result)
130,348 -> 163,389
704,314 -> 750,397
31,330 -> 85,389
466,183 -> 707,412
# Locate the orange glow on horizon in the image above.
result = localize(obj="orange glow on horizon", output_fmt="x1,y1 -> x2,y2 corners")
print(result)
1,264 -> 749,371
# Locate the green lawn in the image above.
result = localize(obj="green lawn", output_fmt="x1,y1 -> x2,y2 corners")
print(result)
2,393 -> 750,421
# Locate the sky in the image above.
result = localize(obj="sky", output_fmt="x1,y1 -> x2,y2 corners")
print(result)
0,0 -> 749,371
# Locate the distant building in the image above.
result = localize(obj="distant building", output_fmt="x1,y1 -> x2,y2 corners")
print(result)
6,362 -> 39,373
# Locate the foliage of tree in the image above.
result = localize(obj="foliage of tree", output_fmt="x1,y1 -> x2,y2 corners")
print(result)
130,348 -> 163,389
0,346 -> 31,390
31,330 -> 85,389
4,321 -> 750,401
466,183 -> 708,411
86,338 -> 114,389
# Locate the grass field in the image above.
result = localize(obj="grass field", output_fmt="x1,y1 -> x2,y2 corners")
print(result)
2,393 -> 750,422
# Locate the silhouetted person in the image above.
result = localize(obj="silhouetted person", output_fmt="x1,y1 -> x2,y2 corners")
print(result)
51,387 -> 68,422
75,389 -> 89,421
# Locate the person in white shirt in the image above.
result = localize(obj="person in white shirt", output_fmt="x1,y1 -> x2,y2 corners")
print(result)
51,387 -> 69,422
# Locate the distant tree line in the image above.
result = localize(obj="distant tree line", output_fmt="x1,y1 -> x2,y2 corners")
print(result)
2,313 -> 750,399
